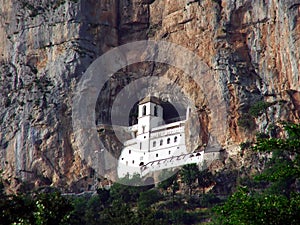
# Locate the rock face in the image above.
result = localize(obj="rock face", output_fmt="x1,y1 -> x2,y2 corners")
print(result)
0,0 -> 299,192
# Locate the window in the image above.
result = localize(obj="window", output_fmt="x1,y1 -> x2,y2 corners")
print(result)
156,153 -> 158,157
142,126 -> 145,133
153,141 -> 156,147
129,150 -> 131,154
142,105 -> 146,116
160,139 -> 163,146
174,136 -> 178,143
154,105 -> 158,116
132,160 -> 134,164
167,138 -> 170,144
169,151 -> 171,155
126,161 -> 128,166
140,143 -> 142,149
122,158 -> 124,160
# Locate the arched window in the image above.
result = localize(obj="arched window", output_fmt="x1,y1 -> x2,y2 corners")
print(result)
153,141 -> 156,147
174,136 -> 178,143
129,150 -> 131,154
167,138 -> 170,144
142,105 -> 146,116
160,139 -> 163,146
132,160 -> 135,164
154,105 -> 158,116
156,153 -> 158,157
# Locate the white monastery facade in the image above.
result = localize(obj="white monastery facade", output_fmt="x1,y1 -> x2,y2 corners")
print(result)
117,96 -> 203,178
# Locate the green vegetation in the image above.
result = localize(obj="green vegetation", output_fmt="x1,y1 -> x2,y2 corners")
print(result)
1,122 -> 299,224
249,100 -> 275,118
238,100 -> 276,130
212,122 -> 300,224
0,191 -> 73,225
237,113 -> 256,130
180,164 -> 199,195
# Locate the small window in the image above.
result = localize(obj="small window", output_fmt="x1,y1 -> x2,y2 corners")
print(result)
160,140 -> 163,146
129,150 -> 131,154
122,158 -> 124,160
126,161 -> 128,166
132,160 -> 134,164
144,136 -> 146,139
153,141 -> 156,147
169,151 -> 171,155
140,143 -> 142,149
167,138 -> 170,144
154,105 -> 158,116
142,105 -> 146,116
174,136 -> 178,142
156,153 -> 158,157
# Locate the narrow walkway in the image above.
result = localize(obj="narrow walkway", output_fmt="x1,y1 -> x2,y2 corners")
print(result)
140,152 -> 203,176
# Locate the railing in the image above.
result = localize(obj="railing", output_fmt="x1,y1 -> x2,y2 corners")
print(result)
140,152 -> 203,176
150,127 -> 184,138
123,139 -> 137,146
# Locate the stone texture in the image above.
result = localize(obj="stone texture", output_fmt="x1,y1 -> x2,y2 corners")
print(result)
0,0 -> 299,192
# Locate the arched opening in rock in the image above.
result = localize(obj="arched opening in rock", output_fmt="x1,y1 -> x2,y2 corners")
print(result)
128,99 -> 186,126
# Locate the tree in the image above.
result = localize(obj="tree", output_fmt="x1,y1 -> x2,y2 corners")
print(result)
198,169 -> 214,195
213,122 -> 300,225
99,200 -> 136,225
33,192 -> 73,225
138,189 -> 162,210
157,169 -> 178,190
180,164 -> 199,196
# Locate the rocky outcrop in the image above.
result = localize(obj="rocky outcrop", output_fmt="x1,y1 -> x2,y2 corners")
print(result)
0,0 -> 299,192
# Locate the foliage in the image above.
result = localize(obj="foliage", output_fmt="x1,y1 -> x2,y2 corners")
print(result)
239,141 -> 252,150
0,192 -> 73,225
33,192 -> 73,225
110,176 -> 151,204
138,189 -> 162,210
213,122 -> 300,225
68,196 -> 88,225
180,164 -> 199,195
213,187 -> 300,225
237,113 -> 256,130
158,169 -> 178,190
198,169 -> 214,194
249,100 -> 274,117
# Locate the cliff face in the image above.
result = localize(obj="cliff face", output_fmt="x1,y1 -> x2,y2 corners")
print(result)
0,0 -> 299,192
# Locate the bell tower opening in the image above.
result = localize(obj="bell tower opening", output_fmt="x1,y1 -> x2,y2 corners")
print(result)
129,98 -> 182,126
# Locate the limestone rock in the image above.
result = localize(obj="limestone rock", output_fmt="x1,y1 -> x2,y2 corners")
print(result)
0,0 -> 299,192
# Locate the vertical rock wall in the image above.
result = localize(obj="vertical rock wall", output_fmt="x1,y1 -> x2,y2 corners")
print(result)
0,0 -> 299,192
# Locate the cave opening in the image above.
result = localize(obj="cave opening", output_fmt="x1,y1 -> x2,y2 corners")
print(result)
128,99 -> 185,126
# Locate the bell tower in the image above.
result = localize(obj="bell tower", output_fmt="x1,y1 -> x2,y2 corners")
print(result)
137,96 -> 164,139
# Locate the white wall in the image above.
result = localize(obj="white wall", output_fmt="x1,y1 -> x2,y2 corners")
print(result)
117,101 -> 194,178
